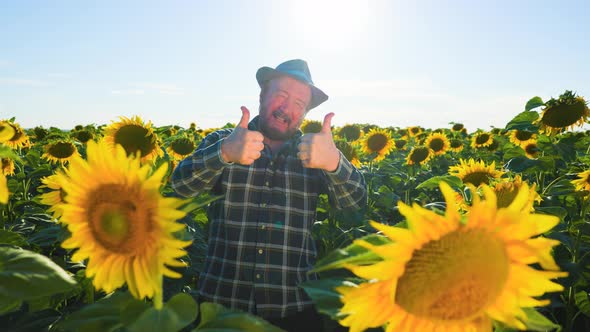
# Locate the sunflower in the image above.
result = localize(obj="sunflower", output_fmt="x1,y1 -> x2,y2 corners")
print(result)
491,176 -> 541,210
451,123 -> 466,134
523,142 -> 540,159
0,120 -> 31,149
396,128 -> 409,140
1,158 -> 15,176
103,116 -> 163,163
301,119 -> 323,134
572,169 -> 590,195
509,130 -> 537,148
449,158 -> 505,187
470,131 -> 494,149
0,172 -> 8,204
56,140 -> 191,308
405,146 -> 433,166
33,126 -> 49,141
338,124 -> 363,142
536,90 -> 590,135
42,139 -> 80,164
360,128 -> 395,162
486,138 -> 500,152
424,133 -> 450,156
39,173 -> 66,219
407,126 -> 422,137
460,176 -> 541,212
0,123 -> 16,143
336,182 -> 566,332
335,139 -> 361,168
449,139 -> 464,153
72,129 -> 94,143
166,137 -> 196,161
394,139 -> 407,151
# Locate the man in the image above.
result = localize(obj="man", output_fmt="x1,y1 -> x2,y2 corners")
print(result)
171,59 -> 367,331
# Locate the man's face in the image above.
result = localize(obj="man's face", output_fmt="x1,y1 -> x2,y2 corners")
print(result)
258,76 -> 312,141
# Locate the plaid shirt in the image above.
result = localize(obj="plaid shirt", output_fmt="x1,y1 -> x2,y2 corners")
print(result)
171,116 -> 367,318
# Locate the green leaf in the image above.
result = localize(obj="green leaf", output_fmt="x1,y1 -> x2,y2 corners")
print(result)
300,278 -> 347,318
0,229 -> 27,246
504,110 -> 540,132
0,295 -> 22,315
535,206 -> 568,220
0,146 -> 21,161
416,175 -> 462,190
520,308 -> 560,331
0,247 -> 76,301
312,234 -> 391,273
525,96 -> 545,111
128,293 -> 198,332
575,290 -> 590,317
57,291 -> 146,332
196,302 -> 283,332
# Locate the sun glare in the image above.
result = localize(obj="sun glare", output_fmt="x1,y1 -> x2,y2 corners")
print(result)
286,0 -> 371,49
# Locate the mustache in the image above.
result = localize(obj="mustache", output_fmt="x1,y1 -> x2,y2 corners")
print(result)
273,109 -> 291,124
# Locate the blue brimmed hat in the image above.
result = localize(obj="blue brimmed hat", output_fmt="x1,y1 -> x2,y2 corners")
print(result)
256,59 -> 328,110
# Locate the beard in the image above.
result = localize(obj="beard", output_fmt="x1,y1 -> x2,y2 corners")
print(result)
258,105 -> 300,141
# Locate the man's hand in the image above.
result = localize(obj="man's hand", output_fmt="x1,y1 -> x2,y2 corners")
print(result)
298,113 -> 340,172
221,106 -> 264,165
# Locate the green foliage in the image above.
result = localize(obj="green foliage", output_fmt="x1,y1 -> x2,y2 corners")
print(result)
0,247 -> 77,315
196,302 -> 283,331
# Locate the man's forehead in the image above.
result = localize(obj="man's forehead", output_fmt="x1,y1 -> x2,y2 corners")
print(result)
270,76 -> 311,99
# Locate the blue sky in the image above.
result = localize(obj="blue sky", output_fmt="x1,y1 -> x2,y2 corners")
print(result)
1,0 -> 589,132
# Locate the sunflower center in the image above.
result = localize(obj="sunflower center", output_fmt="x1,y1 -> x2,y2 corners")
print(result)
395,139 -> 407,149
86,184 -> 153,254
525,144 -> 539,157
114,125 -> 157,158
410,147 -> 430,163
462,171 -> 492,186
302,122 -> 323,134
542,101 -> 587,128
48,142 -> 76,159
171,139 -> 195,155
367,134 -> 388,153
515,130 -> 533,141
452,123 -> 464,131
429,138 -> 444,152
395,229 -> 509,321
450,139 -> 463,149
75,130 -> 93,143
340,126 -> 361,141
475,134 -> 490,145
495,186 -> 518,208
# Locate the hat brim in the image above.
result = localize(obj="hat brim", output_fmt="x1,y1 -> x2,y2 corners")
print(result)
256,67 -> 328,110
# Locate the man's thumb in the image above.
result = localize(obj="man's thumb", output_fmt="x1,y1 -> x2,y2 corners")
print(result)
321,112 -> 335,133
238,106 -> 250,128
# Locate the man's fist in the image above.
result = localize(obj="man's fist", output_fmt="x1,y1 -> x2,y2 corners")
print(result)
297,113 -> 340,172
221,106 -> 264,165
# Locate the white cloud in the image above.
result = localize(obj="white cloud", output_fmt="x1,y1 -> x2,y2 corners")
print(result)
0,78 -> 51,87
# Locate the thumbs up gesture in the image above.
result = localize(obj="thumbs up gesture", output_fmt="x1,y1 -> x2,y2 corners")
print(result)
297,113 -> 340,172
221,106 -> 264,165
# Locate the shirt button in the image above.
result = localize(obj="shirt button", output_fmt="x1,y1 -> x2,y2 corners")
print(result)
265,181 -> 270,186
260,225 -> 266,230
260,203 -> 267,207
258,249 -> 263,254
256,274 -> 261,279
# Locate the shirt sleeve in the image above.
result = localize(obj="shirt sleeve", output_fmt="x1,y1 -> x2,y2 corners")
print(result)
170,129 -> 233,197
321,150 -> 368,210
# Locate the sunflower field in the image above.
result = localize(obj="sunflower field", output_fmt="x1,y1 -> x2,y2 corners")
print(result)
1,90 -> 590,331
